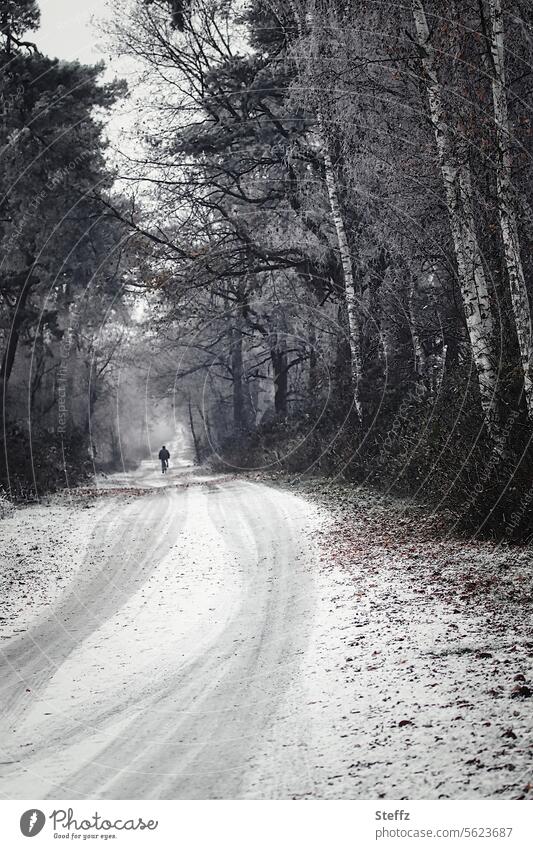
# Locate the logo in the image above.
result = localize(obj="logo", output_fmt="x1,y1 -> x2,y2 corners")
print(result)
20,810 -> 46,838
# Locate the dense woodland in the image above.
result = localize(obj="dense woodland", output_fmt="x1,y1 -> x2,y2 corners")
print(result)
3,0 -> 533,538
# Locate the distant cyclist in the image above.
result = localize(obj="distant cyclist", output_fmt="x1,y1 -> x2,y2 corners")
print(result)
158,445 -> 170,474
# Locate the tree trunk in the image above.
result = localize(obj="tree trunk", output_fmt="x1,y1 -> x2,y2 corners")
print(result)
85,378 -> 98,442
0,282 -> 31,397
231,323 -> 246,431
411,0 -> 499,436
29,331 -> 45,414
271,337 -> 288,417
197,404 -> 214,451
188,398 -> 201,464
0,282 -> 33,432
308,321 -> 318,400
367,248 -> 387,365
408,272 -> 427,381
109,427 -> 121,468
319,116 -> 363,421
485,0 -> 532,414
300,2 -> 363,421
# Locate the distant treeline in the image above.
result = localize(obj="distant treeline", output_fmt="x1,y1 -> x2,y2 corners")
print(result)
5,0 -> 533,540
104,0 -> 533,538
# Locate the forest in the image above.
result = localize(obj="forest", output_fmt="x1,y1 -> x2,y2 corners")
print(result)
3,0 -> 533,539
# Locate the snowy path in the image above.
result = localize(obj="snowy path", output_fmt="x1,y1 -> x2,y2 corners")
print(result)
1,463 -> 532,799
0,465 -> 320,798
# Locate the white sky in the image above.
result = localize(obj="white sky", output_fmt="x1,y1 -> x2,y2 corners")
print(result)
37,0 -> 113,64
36,0 -> 143,154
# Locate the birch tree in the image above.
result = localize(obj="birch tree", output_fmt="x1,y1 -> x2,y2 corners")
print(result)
484,0 -> 533,415
305,4 -> 364,421
411,0 -> 499,435
319,119 -> 364,421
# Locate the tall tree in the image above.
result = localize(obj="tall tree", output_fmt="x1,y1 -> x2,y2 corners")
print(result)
411,0 -> 500,436
482,0 -> 533,415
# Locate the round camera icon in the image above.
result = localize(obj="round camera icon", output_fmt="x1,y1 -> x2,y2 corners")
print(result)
20,810 -> 46,837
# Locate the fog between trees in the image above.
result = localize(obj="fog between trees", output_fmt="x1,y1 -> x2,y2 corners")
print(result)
3,0 -> 533,538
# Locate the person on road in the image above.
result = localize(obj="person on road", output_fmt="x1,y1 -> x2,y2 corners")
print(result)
158,445 -> 170,474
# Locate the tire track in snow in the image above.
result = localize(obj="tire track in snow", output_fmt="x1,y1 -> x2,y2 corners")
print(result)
0,476 -> 319,799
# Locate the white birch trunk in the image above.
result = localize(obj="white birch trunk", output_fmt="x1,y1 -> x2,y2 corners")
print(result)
301,0 -> 364,420
487,0 -> 533,414
412,0 -> 499,433
319,114 -> 363,420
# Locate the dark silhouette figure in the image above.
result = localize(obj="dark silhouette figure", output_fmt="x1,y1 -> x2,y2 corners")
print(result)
158,445 -> 170,473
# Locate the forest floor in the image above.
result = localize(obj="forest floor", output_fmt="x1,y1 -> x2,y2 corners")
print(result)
0,465 -> 532,799
282,477 -> 533,799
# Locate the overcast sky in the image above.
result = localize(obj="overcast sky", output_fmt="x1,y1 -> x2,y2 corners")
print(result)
37,0 -> 114,64
36,0 -> 142,153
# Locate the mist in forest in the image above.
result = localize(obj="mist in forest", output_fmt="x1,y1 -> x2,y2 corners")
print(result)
2,0 -> 533,539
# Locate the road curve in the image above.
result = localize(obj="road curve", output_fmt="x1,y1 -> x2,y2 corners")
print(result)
0,466 -> 319,799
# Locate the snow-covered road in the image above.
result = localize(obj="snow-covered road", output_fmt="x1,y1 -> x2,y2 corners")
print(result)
1,460 -> 532,800
0,463 -> 323,798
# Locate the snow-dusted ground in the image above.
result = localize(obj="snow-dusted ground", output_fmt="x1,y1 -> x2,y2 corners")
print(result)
0,496 -> 114,643
281,483 -> 533,799
0,463 -> 531,799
